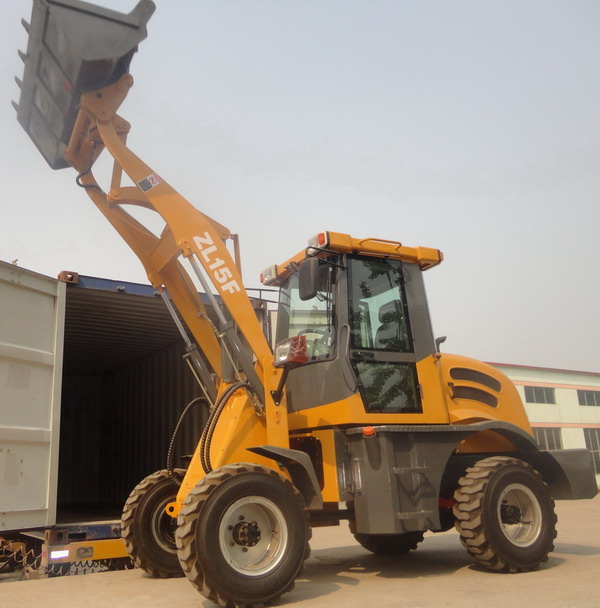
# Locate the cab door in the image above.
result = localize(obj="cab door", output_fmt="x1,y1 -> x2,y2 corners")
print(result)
347,255 -> 444,417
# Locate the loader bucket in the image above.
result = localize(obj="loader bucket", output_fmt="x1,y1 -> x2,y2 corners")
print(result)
14,0 -> 155,169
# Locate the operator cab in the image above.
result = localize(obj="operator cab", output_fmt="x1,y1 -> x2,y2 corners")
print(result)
262,231 -> 443,416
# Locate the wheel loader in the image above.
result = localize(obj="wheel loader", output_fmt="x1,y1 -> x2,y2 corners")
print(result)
14,1 -> 597,606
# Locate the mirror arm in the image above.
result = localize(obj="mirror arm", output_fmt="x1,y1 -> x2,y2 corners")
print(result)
270,367 -> 291,406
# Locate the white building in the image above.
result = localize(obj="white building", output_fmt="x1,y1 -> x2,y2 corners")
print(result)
491,363 -> 600,486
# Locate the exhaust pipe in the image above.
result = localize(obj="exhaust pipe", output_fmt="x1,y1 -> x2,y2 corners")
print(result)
14,0 -> 155,169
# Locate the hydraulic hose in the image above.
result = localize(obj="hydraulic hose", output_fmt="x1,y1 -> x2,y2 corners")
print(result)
200,382 -> 253,474
166,397 -> 208,486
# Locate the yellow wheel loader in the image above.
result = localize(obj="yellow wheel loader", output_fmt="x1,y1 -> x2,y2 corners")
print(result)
14,1 -> 597,606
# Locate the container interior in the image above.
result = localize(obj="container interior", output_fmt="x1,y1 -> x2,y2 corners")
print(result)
56,276 -> 206,523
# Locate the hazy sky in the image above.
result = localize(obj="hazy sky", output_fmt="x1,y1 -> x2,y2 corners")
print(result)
2,0 -> 599,372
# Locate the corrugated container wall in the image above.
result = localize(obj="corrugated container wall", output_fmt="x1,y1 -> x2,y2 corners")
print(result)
57,342 -> 206,509
55,276 -> 209,521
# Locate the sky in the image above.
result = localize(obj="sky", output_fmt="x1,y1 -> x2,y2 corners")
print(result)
1,0 -> 599,373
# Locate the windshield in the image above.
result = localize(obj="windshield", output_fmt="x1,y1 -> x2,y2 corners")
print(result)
276,263 -> 335,360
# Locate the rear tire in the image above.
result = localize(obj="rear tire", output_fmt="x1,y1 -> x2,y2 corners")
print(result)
121,469 -> 184,578
354,531 -> 425,555
176,463 -> 310,608
453,456 -> 557,572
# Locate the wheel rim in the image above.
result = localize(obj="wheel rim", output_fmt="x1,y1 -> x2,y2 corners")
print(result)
218,496 -> 288,576
150,496 -> 177,552
497,483 -> 543,547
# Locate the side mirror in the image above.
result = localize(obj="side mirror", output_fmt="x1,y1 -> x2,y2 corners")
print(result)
298,257 -> 320,301
435,335 -> 447,353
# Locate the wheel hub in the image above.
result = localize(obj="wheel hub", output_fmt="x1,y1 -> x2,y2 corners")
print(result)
218,495 -> 289,576
497,482 -> 543,547
500,503 -> 522,525
150,496 -> 178,552
233,521 -> 261,547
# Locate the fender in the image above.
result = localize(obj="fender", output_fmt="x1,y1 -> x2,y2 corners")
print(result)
247,445 -> 323,510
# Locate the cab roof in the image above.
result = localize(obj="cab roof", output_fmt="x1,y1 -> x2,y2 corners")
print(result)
264,231 -> 443,286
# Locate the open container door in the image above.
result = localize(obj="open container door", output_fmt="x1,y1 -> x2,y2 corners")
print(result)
0,261 -> 65,530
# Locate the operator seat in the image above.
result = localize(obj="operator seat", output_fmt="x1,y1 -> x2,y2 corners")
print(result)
374,300 -> 404,350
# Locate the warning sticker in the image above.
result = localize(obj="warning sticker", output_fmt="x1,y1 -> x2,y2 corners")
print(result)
138,173 -> 161,192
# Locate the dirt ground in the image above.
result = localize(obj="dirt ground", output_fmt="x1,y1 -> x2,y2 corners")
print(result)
2,495 -> 599,608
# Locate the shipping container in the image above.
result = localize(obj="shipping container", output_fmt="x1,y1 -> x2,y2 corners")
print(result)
0,260 -> 259,573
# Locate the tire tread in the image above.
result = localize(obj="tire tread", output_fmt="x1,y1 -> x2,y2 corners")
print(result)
453,456 -> 557,573
176,463 -> 311,608
121,469 -> 184,578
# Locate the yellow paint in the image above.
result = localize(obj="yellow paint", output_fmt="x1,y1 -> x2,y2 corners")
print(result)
48,538 -> 128,563
176,379 -> 291,507
456,430 -> 520,453
436,353 -> 533,442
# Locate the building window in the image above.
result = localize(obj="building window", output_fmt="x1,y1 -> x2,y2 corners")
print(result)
584,429 -> 600,475
533,428 -> 563,451
524,386 -> 556,404
578,390 -> 600,407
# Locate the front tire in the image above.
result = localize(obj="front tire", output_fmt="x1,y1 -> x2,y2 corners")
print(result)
453,456 -> 557,572
121,469 -> 184,578
176,463 -> 311,608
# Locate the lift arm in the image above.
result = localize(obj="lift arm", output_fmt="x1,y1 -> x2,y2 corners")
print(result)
65,73 -> 273,401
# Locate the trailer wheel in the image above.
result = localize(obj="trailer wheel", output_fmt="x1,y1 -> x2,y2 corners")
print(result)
453,456 -> 557,572
176,463 -> 310,608
121,469 -> 184,578
354,531 -> 425,555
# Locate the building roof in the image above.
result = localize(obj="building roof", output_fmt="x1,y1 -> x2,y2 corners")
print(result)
488,362 -> 600,377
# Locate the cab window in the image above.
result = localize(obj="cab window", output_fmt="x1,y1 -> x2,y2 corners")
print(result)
348,257 -> 412,352
276,263 -> 335,360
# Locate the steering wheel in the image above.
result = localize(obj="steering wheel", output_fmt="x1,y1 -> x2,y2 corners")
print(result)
297,328 -> 332,357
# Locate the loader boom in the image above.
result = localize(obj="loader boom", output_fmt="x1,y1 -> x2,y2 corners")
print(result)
64,73 -> 273,396
60,71 -> 295,457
